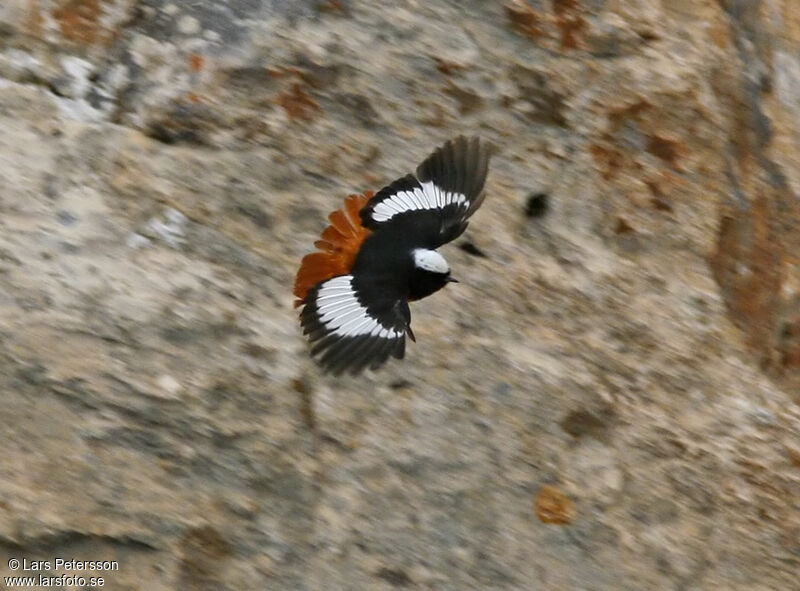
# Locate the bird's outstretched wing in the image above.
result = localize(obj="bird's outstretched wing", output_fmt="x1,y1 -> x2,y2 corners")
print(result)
300,274 -> 412,376
359,136 -> 492,247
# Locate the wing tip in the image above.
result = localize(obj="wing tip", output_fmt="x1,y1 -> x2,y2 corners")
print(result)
312,334 -> 407,376
416,135 -> 493,203
299,275 -> 409,376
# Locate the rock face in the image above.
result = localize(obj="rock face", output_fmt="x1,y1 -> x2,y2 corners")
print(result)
0,1 -> 798,589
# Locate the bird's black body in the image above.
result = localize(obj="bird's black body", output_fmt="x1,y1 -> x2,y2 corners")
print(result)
299,136 -> 492,375
352,213 -> 452,301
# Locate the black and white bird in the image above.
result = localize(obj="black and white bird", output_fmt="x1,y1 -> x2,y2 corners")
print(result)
294,136 -> 492,375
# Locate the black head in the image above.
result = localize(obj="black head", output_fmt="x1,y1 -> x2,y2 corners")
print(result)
408,248 -> 455,301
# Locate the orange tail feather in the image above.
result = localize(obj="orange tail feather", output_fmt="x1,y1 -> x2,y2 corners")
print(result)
293,191 -> 373,306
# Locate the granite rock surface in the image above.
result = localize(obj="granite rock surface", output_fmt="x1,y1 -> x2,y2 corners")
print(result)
0,1 -> 798,589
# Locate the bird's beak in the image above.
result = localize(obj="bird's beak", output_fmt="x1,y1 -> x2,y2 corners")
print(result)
447,277 -> 459,283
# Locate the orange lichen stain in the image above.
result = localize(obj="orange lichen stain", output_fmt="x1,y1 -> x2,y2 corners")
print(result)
26,0 -> 44,38
277,82 -> 320,122
294,192 -> 373,306
708,20 -> 732,49
189,53 -> 205,73
589,144 -> 622,180
535,485 -> 575,525
505,0 -> 544,38
553,0 -> 585,49
362,172 -> 380,185
52,0 -> 104,45
711,196 -> 785,360
317,0 -> 344,13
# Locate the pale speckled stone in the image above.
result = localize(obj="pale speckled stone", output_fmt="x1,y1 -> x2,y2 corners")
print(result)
0,1 -> 798,590
177,15 -> 201,35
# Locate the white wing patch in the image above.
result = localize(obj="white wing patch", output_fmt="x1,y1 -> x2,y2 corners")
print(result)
316,276 -> 403,339
371,181 -> 467,223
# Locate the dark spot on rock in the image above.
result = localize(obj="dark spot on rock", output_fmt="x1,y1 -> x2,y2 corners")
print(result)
43,174 -> 60,200
434,57 -> 464,76
224,65 -> 282,95
786,447 -> 800,468
390,379 -> 412,389
145,100 -> 219,145
416,100 -> 448,128
235,203 -> 272,229
510,66 -> 568,127
336,93 -> 379,126
443,81 -> 484,115
86,85 -> 106,110
608,99 -> 652,130
630,495 -> 679,525
647,134 -> 681,167
638,29 -> 659,41
645,181 -> 673,212
651,196 -> 673,212
634,429 -> 687,460
614,217 -> 634,234
779,317 -> 800,369
375,567 -> 413,587
240,342 -> 275,360
494,382 -> 512,397
101,427 -> 172,456
179,526 -> 231,589
295,59 -> 342,89
505,0 -> 544,39
161,325 -> 195,344
146,123 -> 178,144
459,241 -> 486,257
47,77 -> 70,98
57,210 -> 78,226
560,407 -> 615,440
60,241 -> 80,254
294,378 -> 315,432
319,433 -> 350,450
525,192 -> 549,217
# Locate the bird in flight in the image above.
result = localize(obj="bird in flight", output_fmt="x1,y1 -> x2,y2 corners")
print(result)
294,135 -> 492,375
